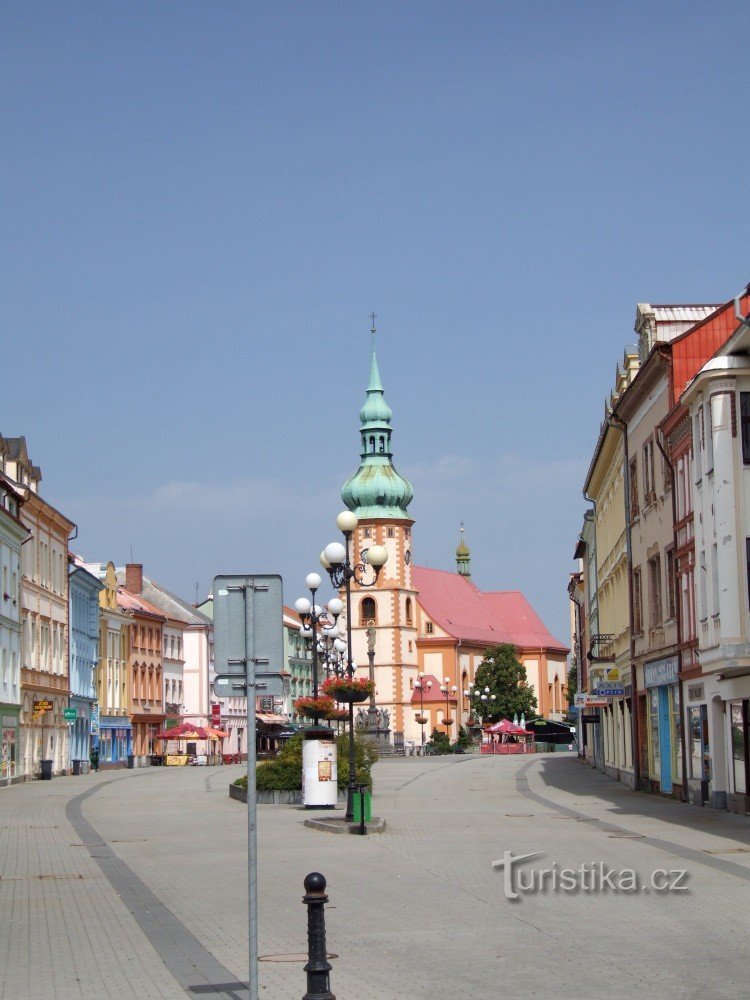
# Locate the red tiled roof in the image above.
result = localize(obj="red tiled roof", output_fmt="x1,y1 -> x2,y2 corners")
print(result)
412,566 -> 568,654
116,587 -> 166,619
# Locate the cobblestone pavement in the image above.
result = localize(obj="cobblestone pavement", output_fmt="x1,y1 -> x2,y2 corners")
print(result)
2,753 -> 750,999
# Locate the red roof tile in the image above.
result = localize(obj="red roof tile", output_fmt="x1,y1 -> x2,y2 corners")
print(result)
410,674 -> 454,704
412,566 -> 567,654
116,587 -> 166,619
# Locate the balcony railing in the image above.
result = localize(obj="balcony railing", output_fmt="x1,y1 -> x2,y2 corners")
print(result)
587,634 -> 615,662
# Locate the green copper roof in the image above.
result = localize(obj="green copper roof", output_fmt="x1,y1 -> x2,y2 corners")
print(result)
342,333 -> 413,520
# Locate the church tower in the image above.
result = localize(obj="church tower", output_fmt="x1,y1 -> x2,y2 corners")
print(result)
456,524 -> 471,578
341,326 -> 418,744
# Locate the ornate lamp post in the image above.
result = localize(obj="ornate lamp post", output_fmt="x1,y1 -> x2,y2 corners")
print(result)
322,510 -> 388,821
414,672 -> 433,746
439,679 -> 457,740
294,574 -> 343,726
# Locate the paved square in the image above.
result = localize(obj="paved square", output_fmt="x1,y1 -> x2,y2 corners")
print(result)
2,754 -> 749,999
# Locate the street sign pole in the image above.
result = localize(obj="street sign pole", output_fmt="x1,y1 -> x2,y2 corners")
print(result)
245,583 -> 259,1000
213,574 -> 283,1000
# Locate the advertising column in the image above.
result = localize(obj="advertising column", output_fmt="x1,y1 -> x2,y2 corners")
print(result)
302,727 -> 338,808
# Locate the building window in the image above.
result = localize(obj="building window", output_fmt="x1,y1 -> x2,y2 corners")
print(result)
742,394 -> 750,464
360,597 -> 376,626
666,548 -> 676,621
694,412 -> 703,481
425,621 -> 434,635
633,568 -> 643,634
648,553 -> 662,628
705,401 -> 714,474
643,439 -> 656,506
730,701 -> 748,794
363,528 -> 371,539
629,458 -> 639,520
711,542 -> 720,617
405,598 -> 413,625
387,527 -> 394,538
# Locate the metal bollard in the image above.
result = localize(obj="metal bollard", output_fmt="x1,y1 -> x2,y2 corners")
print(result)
358,784 -> 367,836
303,872 -> 335,1000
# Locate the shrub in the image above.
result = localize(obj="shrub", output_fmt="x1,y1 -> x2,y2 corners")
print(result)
245,731 -> 378,792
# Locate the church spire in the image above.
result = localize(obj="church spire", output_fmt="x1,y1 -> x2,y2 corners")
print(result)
456,522 -> 471,578
341,319 -> 413,520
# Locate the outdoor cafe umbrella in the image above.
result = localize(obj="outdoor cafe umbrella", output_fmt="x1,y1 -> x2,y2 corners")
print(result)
155,722 -> 209,740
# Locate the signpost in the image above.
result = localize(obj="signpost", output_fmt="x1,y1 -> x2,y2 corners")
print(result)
212,574 -> 283,1000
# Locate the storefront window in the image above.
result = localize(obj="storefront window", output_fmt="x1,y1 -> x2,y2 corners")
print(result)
730,701 -> 748,795
100,730 -> 113,762
671,686 -> 682,783
689,707 -> 702,779
1,725 -> 16,779
649,689 -> 660,775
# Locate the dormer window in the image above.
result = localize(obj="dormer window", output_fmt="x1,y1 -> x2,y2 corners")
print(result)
426,621 -> 434,635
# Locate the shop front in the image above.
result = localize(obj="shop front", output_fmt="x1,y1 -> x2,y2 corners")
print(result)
1,704 -> 19,785
644,655 -> 683,797
131,715 -> 165,766
683,678 -> 725,807
721,671 -> 750,814
98,715 -> 132,767
68,697 -> 92,773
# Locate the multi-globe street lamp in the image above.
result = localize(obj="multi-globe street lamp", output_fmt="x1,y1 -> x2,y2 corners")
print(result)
321,510 -> 388,820
439,678 -> 458,739
472,686 -> 496,721
294,574 -> 344,726
414,672 -> 433,746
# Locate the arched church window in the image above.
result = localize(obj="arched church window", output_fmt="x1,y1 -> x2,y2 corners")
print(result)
360,597 -> 376,626
405,598 -> 413,624
369,436 -> 376,452
379,437 -> 385,452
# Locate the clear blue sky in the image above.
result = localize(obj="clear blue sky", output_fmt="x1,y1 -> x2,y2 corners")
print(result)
3,2 -> 749,647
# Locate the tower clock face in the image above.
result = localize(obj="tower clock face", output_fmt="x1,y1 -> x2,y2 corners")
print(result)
404,549 -> 411,564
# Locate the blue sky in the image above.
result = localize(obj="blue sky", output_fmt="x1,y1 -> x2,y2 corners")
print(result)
2,2 -> 749,646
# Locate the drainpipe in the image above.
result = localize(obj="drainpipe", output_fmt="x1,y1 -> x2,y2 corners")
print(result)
582,489 -> 598,763
608,413 -> 640,789
656,423 -> 688,802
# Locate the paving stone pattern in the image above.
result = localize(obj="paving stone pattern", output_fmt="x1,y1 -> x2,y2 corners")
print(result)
1,755 -> 750,999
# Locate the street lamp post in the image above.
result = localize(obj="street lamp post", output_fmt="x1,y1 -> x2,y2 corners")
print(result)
439,678 -> 458,740
414,672 -> 433,746
294,574 -> 342,726
322,510 -> 388,821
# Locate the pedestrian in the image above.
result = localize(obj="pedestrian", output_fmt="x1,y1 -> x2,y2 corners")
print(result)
89,746 -> 99,773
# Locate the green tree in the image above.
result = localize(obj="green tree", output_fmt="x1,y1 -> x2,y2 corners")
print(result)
565,664 -> 577,705
472,644 -> 537,723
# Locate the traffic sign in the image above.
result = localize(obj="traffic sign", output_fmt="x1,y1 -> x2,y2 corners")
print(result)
213,574 -> 284,679
213,673 -> 285,699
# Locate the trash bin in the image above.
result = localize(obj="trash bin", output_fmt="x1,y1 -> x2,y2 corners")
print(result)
40,759 -> 54,780
127,754 -> 135,769
352,789 -> 372,824
72,759 -> 81,775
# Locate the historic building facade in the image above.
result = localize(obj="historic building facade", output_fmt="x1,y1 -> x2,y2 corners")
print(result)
582,348 -> 639,786
93,561 -> 131,766
341,336 -> 567,746
68,562 -> 102,770
6,438 -> 76,778
0,465 -> 28,785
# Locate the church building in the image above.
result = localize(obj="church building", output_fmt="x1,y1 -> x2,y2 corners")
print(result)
341,335 -> 568,746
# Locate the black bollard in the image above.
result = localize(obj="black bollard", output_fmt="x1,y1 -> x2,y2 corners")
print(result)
303,872 -> 335,1000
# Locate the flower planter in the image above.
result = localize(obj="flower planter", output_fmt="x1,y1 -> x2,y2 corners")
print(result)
321,677 -> 375,704
415,714 -> 428,725
294,696 -> 336,720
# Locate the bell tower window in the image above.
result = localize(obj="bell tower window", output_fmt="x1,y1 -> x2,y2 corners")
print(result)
360,597 -> 377,626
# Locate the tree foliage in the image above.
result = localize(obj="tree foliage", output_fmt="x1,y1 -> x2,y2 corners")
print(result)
252,730 -> 379,791
565,664 -> 577,705
472,644 -> 537,722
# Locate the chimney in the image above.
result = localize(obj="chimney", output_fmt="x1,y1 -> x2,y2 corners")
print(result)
125,563 -> 143,595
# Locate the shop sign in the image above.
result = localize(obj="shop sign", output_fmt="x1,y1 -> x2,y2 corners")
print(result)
63,707 -> 77,721
574,693 -> 607,708
33,699 -> 53,715
90,706 -> 99,735
644,656 -> 679,689
592,682 -> 625,697
582,714 -> 601,724
687,683 -> 705,702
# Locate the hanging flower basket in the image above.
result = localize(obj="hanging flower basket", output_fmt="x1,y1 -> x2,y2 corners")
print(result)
321,676 -> 375,704
329,708 -> 349,722
294,696 -> 336,720
414,714 -> 428,725
442,718 -> 454,727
